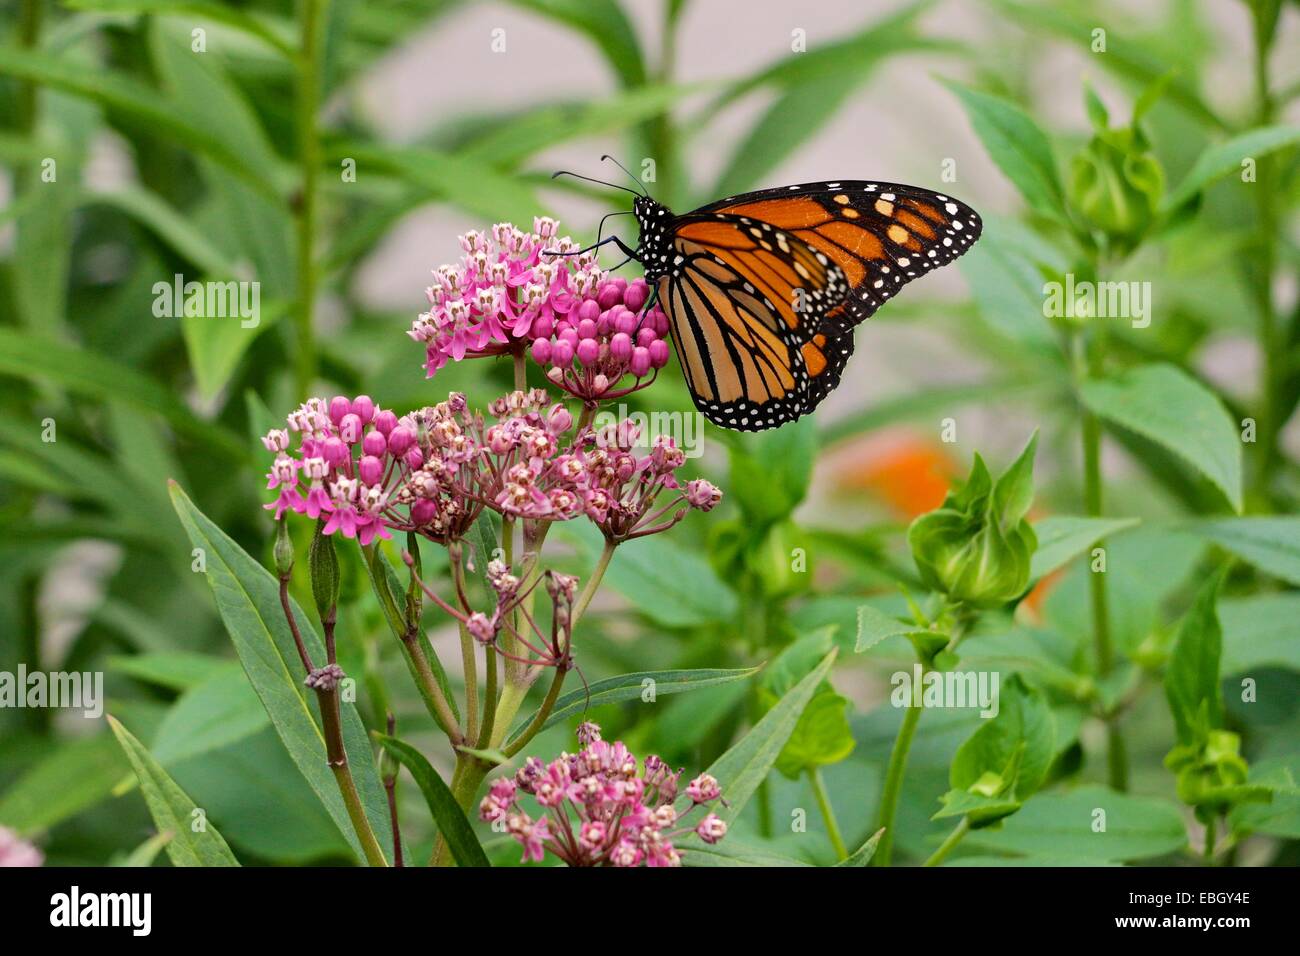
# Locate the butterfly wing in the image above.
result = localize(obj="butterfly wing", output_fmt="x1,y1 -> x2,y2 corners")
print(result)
657,222 -> 856,430
691,180 -> 982,335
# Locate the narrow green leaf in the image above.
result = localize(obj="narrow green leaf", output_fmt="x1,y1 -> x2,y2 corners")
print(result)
109,651 -> 229,691
64,0 -> 296,57
169,482 -> 394,863
375,735 -> 489,868
966,786 -> 1187,861
1220,594 -> 1300,674
107,715 -> 240,866
942,80 -> 1065,220
508,665 -> 763,746
0,329 -> 245,459
0,733 -> 133,835
1030,516 -> 1140,579
835,827 -> 885,866
689,648 -> 838,824
150,665 -> 270,766
1081,363 -> 1242,512
506,0 -> 646,87
1186,517 -> 1300,585
1165,125 -> 1300,210
1165,569 -> 1227,744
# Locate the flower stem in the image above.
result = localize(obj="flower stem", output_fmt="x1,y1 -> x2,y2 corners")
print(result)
923,816 -> 970,868
873,696 -> 923,866
808,767 -> 848,862
1204,816 -> 1217,862
1075,322 -> 1127,791
292,0 -> 327,396
451,548 -> 479,742
1249,7 -> 1280,505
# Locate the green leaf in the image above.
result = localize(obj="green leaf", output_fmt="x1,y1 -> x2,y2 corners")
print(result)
562,522 -> 739,627
0,46 -> 277,199
728,417 -> 817,526
0,329 -> 245,460
507,665 -> 763,746
958,215 -> 1063,350
335,143 -> 547,223
950,674 -> 1055,802
856,603 -> 927,652
0,732 -> 133,835
1220,594 -> 1300,673
835,828 -> 885,866
168,482 -> 394,863
684,840 -> 813,867
109,651 -> 229,691
115,832 -> 173,868
773,690 -> 855,779
1080,363 -> 1242,512
1185,517 -> 1300,585
1164,125 -> 1300,210
1164,569 -> 1227,744
688,649 -> 838,825
966,786 -> 1187,861
374,735 -> 489,868
107,715 -> 240,867
150,665 -> 270,766
1029,515 -> 1140,580
64,0 -> 296,57
942,80 -> 1065,220
506,0 -> 646,87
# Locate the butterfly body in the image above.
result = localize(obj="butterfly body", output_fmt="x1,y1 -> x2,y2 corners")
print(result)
621,179 -> 982,431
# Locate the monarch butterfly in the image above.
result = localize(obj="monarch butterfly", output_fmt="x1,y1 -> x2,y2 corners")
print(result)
555,159 -> 982,432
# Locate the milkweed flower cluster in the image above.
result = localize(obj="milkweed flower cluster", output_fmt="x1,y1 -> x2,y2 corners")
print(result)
263,389 -> 722,546
412,220 -> 671,402
409,218 -> 592,376
479,723 -> 728,866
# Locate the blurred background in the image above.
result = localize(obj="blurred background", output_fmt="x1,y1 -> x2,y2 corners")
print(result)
1,0 -> 1297,866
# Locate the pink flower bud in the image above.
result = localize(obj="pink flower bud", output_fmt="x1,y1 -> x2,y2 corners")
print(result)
387,426 -> 414,456
350,395 -> 375,424
359,455 -> 384,485
636,327 -> 657,348
630,346 -> 651,378
374,409 -> 398,436
322,436 -> 349,467
411,498 -> 438,525
552,339 -> 575,368
531,337 -> 553,365
649,338 -> 670,369
576,317 -> 597,339
696,813 -> 727,845
577,298 -> 600,322
624,279 -> 648,312
547,404 -> 572,434
339,413 -> 362,444
328,396 -> 351,425
576,338 -> 599,366
686,478 -> 722,511
610,332 -> 633,362
614,309 -> 639,336
596,284 -> 622,311
653,309 -> 670,337
362,430 -> 387,457
558,327 -> 579,348
532,315 -> 555,340
404,447 -> 424,470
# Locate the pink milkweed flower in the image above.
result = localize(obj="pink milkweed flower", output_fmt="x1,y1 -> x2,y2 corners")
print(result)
0,827 -> 42,867
481,723 -> 725,867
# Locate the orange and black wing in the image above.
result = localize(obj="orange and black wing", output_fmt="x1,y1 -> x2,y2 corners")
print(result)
690,180 -> 982,335
656,223 -> 855,430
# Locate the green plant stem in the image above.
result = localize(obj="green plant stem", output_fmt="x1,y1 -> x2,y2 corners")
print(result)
1074,320 -> 1127,792
873,695 -> 923,866
292,0 -> 327,396
923,816 -> 971,867
451,547 -> 479,742
1204,817 -> 1217,862
1249,9 -> 1279,504
808,767 -> 848,862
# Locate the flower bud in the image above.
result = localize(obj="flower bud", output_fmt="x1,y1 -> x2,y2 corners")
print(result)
273,515 -> 295,576
308,521 -> 341,619
907,432 -> 1038,608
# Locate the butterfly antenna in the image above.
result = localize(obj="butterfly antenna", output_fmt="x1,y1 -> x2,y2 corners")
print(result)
551,169 -> 643,198
595,209 -> 633,244
600,155 -> 648,196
